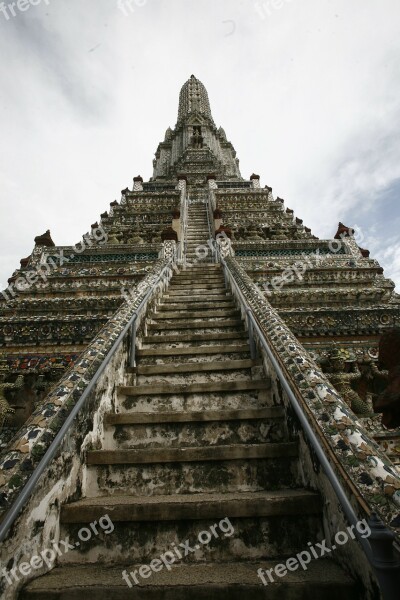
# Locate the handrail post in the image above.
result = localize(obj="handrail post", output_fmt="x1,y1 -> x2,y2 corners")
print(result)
246,308 -> 257,360
368,514 -> 400,599
129,316 -> 138,369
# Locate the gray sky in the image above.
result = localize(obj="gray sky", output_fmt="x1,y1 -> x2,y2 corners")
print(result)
1,0 -> 400,290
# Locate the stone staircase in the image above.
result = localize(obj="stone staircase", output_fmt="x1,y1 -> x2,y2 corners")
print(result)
185,199 -> 212,263
20,205 -> 360,598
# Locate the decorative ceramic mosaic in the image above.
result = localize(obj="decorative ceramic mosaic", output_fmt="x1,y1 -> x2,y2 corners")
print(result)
0,261 -> 168,513
225,256 -> 400,532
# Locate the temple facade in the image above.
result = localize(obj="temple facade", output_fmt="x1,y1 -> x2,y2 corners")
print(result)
0,75 -> 399,599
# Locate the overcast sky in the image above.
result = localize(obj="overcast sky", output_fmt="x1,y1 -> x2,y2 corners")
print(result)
0,0 -> 399,291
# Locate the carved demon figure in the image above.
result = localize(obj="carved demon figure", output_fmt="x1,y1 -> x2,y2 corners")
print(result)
374,329 -> 400,428
0,373 -> 24,429
325,350 -> 371,415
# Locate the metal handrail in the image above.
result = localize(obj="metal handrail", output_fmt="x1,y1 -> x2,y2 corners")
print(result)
215,244 -> 400,598
181,189 -> 188,264
220,251 -> 372,555
0,262 -> 173,543
202,178 -> 400,594
205,190 -> 216,263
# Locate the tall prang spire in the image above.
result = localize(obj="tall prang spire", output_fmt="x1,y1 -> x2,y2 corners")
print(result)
151,75 -> 241,184
177,75 -> 215,126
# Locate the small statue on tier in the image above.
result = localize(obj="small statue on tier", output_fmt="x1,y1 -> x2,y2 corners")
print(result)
0,372 -> 24,429
326,350 -> 371,415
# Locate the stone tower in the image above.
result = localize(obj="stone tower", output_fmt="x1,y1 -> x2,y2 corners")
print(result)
0,76 -> 399,599
152,75 -> 241,183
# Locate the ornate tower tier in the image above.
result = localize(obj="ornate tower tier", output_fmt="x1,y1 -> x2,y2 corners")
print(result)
152,75 -> 241,184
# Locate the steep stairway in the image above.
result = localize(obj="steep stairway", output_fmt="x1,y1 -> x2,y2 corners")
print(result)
20,205 -> 360,598
185,199 -> 212,263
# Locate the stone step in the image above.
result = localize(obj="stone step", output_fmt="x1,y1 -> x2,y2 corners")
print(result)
135,371 -> 256,386
86,443 -> 298,465
161,295 -> 233,305
135,366 -> 262,386
120,380 -> 270,396
88,456 -> 298,497
106,407 -> 284,425
61,490 -> 321,523
20,561 -> 359,600
136,353 -> 252,367
166,290 -> 229,298
121,390 -> 271,416
136,352 -> 251,366
167,286 -> 227,293
171,274 -> 223,281
151,309 -> 239,320
168,286 -> 227,293
61,511 -> 320,564
56,515 -> 323,563
144,332 -> 248,344
178,261 -> 219,266
175,264 -> 219,271
177,270 -> 221,276
108,418 -> 285,450
147,319 -> 242,331
159,301 -> 235,311
169,280 -> 224,287
136,345 -> 250,357
184,260 -> 215,265
171,280 -> 224,287
173,268 -> 220,275
136,359 -> 261,376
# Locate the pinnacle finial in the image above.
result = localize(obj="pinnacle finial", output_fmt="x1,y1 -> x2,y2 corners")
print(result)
177,75 -> 214,124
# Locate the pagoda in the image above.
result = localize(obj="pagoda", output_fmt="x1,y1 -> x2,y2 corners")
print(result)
0,75 -> 399,599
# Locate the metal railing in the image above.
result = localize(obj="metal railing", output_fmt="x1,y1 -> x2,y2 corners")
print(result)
205,189 -> 219,264
180,188 -> 189,264
0,262 -> 174,544
214,239 -> 400,598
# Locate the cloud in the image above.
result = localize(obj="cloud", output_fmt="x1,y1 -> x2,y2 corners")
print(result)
0,0 -> 399,292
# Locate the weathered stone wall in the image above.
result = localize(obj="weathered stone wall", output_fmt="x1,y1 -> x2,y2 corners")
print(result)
224,254 -> 400,597
0,261 -> 171,599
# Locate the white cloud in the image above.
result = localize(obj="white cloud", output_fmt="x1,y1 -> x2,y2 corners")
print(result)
0,0 -> 399,291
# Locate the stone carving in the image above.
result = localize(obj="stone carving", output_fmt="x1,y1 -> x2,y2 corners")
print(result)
324,349 -> 371,415
334,222 -> 354,239
0,373 -> 24,429
374,329 -> 400,428
162,240 -> 176,261
34,230 -> 55,247
126,219 -> 144,245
